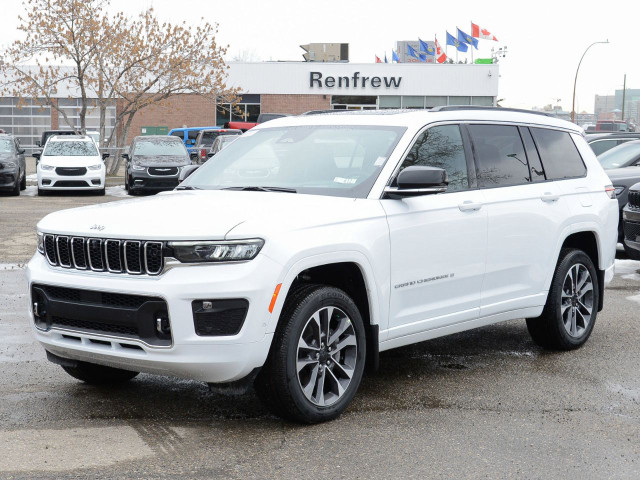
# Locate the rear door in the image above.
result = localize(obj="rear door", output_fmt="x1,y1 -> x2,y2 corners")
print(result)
383,123 -> 487,340
467,124 -> 569,316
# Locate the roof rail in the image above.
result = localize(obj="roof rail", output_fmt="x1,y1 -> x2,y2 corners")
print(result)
430,105 -> 552,117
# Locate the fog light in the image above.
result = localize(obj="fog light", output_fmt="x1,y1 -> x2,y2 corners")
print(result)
42,179 -> 51,185
91,179 -> 100,185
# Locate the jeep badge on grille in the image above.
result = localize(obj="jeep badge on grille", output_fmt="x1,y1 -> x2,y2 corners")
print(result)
90,224 -> 105,231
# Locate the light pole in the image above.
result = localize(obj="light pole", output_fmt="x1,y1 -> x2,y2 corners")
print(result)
572,40 -> 609,123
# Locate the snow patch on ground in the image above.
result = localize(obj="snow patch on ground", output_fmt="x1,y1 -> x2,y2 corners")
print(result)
626,293 -> 640,305
106,185 -> 128,197
26,174 -> 37,180
0,263 -> 26,270
615,259 -> 640,277
21,185 -> 38,197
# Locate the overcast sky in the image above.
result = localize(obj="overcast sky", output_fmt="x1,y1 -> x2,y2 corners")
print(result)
0,0 -> 637,113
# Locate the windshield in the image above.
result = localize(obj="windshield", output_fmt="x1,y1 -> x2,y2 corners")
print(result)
598,142 -> 640,169
0,139 -> 13,153
133,139 -> 187,156
184,125 -> 406,198
43,141 -> 98,156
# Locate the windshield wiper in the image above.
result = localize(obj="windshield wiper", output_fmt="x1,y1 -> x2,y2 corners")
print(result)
222,186 -> 297,193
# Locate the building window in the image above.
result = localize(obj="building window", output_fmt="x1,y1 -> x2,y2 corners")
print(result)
216,95 -> 261,126
379,96 -> 401,109
471,96 -> 494,106
425,96 -> 448,108
401,96 -> 425,109
448,96 -> 471,106
331,96 -> 377,110
57,98 -> 116,144
0,97 -> 51,149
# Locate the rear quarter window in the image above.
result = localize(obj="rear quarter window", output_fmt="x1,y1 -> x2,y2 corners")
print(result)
530,128 -> 586,179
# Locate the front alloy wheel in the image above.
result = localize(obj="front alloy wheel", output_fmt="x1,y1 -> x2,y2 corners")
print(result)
296,306 -> 357,407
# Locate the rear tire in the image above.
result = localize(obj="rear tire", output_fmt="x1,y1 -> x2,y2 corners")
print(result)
61,361 -> 139,385
623,243 -> 640,261
526,248 -> 599,350
255,285 -> 366,423
10,176 -> 20,196
96,187 -> 106,196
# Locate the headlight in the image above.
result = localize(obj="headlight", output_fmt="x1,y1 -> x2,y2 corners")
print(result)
132,165 -> 146,171
168,239 -> 264,263
614,186 -> 625,197
87,164 -> 103,170
40,164 -> 54,170
3,161 -> 16,168
37,232 -> 44,254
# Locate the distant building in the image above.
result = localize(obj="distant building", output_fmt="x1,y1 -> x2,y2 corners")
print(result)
300,43 -> 349,62
594,95 -> 616,121
615,88 -> 640,124
396,40 -> 436,64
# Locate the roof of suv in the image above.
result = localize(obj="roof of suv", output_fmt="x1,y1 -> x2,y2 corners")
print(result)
259,107 -> 583,133
585,132 -> 640,141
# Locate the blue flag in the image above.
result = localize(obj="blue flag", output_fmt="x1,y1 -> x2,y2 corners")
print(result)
457,28 -> 479,49
384,53 -> 388,63
446,31 -> 468,52
419,53 -> 427,62
392,50 -> 400,62
407,44 -> 419,59
419,38 -> 435,56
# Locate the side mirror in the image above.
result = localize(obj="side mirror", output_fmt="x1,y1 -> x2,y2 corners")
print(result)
121,153 -> 129,160
179,164 -> 199,182
18,149 -> 25,155
190,153 -> 198,162
35,141 -> 41,147
102,153 -> 110,160
33,151 -> 41,161
384,166 -> 448,198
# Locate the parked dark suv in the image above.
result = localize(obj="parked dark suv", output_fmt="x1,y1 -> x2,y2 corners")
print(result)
190,128 -> 242,164
622,183 -> 640,260
123,135 -> 191,195
0,134 -> 26,196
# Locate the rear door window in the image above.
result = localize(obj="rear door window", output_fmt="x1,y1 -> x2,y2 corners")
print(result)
519,127 -> 546,182
468,124 -> 530,188
530,128 -> 586,179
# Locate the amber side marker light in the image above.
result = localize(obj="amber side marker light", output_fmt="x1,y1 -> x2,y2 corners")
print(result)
269,284 -> 282,313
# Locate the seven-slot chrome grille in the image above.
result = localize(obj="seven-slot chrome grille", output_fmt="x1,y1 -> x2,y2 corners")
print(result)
43,234 -> 163,275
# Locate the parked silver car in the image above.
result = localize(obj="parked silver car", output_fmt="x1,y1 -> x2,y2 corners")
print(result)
0,134 -> 26,196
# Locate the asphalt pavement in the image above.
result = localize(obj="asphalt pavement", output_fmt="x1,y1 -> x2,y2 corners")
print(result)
0,193 -> 639,479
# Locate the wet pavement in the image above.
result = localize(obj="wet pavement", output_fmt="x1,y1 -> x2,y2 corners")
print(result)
0,196 -> 639,478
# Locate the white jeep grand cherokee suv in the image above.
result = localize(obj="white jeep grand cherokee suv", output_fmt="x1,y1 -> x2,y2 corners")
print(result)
35,135 -> 107,195
27,107 -> 618,423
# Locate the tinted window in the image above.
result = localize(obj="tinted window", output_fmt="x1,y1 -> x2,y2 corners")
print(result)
590,139 -> 620,156
531,128 -> 586,179
468,124 -> 529,187
398,124 -> 469,191
520,127 -> 545,182
170,131 -> 184,140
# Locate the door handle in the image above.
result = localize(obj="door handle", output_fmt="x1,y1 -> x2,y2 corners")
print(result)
540,192 -> 559,203
458,201 -> 483,212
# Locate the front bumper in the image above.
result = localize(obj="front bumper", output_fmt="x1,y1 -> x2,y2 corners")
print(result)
130,169 -> 181,192
622,206 -> 640,253
26,252 -> 282,383
38,168 -> 105,190
0,169 -> 18,190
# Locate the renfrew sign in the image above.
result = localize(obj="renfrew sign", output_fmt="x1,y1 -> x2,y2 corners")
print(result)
310,71 -> 402,89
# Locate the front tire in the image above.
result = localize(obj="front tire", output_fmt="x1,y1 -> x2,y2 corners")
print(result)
255,285 -> 366,423
61,361 -> 139,385
526,249 -> 599,350
10,176 -> 20,196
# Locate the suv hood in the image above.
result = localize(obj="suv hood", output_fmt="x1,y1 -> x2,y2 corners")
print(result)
37,190 -> 384,240
39,156 -> 101,167
131,155 -> 190,167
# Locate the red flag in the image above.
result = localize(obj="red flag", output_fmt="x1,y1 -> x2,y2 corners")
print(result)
471,22 -> 498,41
375,55 -> 382,63
435,38 -> 447,64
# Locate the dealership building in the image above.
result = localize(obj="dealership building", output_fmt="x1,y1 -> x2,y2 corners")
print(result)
0,62 -> 499,148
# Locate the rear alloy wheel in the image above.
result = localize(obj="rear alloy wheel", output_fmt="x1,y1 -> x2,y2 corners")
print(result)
527,249 -> 598,350
62,361 -> 139,385
255,285 -> 366,423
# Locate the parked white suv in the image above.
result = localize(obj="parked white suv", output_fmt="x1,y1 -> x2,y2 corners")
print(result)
35,135 -> 107,195
27,108 -> 618,423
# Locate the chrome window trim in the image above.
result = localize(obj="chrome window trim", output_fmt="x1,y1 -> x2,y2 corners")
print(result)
70,237 -> 88,270
56,236 -> 71,268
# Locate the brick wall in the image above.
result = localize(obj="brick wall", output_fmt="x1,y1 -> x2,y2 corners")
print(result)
260,94 -> 330,115
119,95 -> 216,144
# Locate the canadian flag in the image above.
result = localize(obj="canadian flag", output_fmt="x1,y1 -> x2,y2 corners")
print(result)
435,38 -> 447,64
471,22 -> 498,41
375,55 -> 382,63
